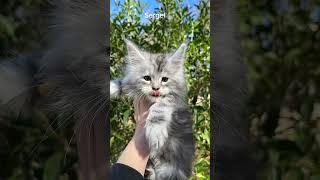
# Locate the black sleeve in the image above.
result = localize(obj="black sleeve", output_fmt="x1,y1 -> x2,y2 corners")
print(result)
110,163 -> 144,180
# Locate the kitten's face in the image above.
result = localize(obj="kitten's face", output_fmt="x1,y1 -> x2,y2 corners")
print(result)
123,40 -> 187,103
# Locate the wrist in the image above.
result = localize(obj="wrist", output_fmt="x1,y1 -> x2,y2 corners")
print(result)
117,137 -> 150,176
132,132 -> 150,156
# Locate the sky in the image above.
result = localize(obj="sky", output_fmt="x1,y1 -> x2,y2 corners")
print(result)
110,0 -> 201,22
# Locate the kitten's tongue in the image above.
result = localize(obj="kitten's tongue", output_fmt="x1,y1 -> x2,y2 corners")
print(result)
151,91 -> 160,97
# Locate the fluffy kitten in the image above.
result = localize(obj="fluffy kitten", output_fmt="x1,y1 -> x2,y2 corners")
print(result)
111,40 -> 195,180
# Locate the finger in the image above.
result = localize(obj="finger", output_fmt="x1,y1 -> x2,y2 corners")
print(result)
142,110 -> 149,119
142,98 -> 150,112
133,98 -> 140,122
137,97 -> 144,111
133,98 -> 139,111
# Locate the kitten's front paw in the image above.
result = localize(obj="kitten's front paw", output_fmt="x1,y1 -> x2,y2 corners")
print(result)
145,119 -> 168,150
110,79 -> 120,97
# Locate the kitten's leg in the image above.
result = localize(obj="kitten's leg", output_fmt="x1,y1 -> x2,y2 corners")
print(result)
153,108 -> 194,180
154,163 -> 188,180
145,166 -> 156,180
144,160 -> 156,180
144,103 -> 172,150
153,139 -> 194,180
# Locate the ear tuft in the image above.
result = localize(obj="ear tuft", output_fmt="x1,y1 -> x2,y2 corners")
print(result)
168,41 -> 188,65
124,39 -> 145,63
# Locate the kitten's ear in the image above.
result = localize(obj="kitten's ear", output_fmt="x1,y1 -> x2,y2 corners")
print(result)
124,39 -> 145,63
168,41 -> 188,66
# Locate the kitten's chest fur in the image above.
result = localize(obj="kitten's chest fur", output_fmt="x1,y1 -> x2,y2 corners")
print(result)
143,96 -> 194,179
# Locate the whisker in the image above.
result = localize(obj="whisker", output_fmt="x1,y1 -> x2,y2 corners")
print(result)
75,94 -> 106,142
28,94 -> 102,158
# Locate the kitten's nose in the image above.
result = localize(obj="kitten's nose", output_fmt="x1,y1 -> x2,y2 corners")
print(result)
152,87 -> 160,91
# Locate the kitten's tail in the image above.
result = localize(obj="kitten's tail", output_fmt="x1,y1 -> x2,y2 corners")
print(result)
110,78 -> 122,98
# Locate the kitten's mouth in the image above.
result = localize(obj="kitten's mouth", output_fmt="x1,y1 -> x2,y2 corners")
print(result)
150,91 -> 161,97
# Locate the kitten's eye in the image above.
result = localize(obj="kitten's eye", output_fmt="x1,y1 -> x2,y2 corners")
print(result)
162,77 -> 169,82
143,76 -> 151,81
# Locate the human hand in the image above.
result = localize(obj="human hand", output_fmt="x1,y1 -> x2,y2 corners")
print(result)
116,97 -> 153,175
132,97 -> 152,151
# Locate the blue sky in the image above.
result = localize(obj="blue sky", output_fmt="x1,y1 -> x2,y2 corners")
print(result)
110,0 -> 201,21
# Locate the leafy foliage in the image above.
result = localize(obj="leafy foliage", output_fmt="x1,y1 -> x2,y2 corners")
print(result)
110,0 -> 210,179
239,0 -> 320,179
0,0 -> 46,56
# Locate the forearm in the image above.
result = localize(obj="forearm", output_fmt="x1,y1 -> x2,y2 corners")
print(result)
117,134 -> 150,176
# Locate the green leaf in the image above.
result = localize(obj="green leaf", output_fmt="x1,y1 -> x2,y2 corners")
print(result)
311,175 -> 320,180
43,153 -> 63,180
283,169 -> 303,180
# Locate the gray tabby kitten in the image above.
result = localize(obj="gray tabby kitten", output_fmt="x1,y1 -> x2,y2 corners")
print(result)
111,40 -> 195,180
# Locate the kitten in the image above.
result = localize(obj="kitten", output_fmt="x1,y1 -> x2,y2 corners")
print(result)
111,40 -> 195,180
